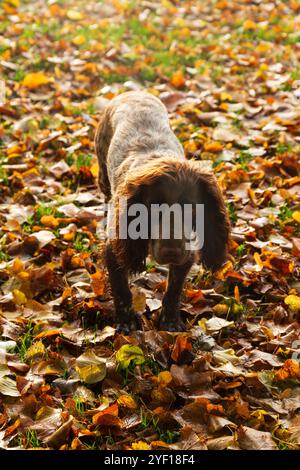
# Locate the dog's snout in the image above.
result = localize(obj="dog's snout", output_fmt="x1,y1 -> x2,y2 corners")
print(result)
160,246 -> 182,261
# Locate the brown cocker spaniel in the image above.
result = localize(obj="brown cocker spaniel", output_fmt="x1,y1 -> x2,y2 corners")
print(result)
95,91 -> 230,333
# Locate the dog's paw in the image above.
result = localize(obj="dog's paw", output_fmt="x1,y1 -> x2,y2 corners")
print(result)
115,312 -> 143,334
157,314 -> 186,332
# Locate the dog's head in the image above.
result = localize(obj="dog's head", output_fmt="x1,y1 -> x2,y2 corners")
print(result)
112,158 -> 230,273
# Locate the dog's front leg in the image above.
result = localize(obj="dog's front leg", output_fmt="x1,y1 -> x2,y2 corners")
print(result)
105,242 -> 142,334
157,256 -> 194,332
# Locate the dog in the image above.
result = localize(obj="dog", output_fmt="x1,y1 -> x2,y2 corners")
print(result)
95,91 -> 230,333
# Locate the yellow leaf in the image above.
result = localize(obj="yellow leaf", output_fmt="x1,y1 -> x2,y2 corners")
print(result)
72,35 -> 86,46
90,163 -> 99,178
7,0 -> 20,6
132,441 -> 151,450
243,19 -> 256,30
75,350 -> 106,384
67,9 -> 83,20
254,252 -> 263,269
212,303 -> 229,316
18,271 -> 30,282
25,340 -> 46,361
116,345 -> 145,369
12,289 -> 27,305
198,317 -> 207,331
158,371 -> 172,386
220,92 -> 232,102
11,257 -> 24,275
117,394 -> 137,409
22,72 -> 50,89
292,211 -> 300,223
284,295 -> 300,313
215,260 -> 233,280
184,140 -> 197,153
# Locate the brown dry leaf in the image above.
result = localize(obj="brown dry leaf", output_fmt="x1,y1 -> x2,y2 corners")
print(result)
237,426 -> 276,450
171,426 -> 207,450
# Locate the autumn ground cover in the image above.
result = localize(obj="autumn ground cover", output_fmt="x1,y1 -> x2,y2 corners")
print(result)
0,0 -> 300,451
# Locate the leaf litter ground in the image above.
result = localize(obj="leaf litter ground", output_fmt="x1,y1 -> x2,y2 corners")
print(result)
0,0 -> 300,450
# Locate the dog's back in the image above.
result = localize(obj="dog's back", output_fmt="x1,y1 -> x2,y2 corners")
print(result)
95,91 -> 185,197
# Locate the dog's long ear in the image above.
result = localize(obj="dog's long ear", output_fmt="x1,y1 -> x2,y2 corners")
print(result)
196,173 -> 230,271
112,180 -> 149,274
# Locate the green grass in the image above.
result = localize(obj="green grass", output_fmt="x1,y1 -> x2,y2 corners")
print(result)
0,165 -> 8,184
74,396 -> 85,415
22,216 -> 35,233
159,430 -> 180,444
0,250 -> 10,262
13,69 -> 26,82
142,357 -> 162,375
20,430 -> 42,449
73,232 -> 92,253
138,408 -> 159,431
138,408 -> 180,444
35,204 -> 55,220
76,153 -> 92,169
278,205 -> 293,221
236,150 -> 252,170
15,321 -> 34,361
236,243 -> 246,257
227,203 -> 238,225
275,143 -> 293,154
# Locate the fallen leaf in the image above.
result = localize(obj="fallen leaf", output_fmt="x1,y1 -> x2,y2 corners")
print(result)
75,350 -> 107,384
116,344 -> 145,369
22,72 -> 50,89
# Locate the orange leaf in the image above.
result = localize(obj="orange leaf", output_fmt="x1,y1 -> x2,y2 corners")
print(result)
4,419 -> 21,438
207,403 -> 224,414
92,403 -> 119,425
34,329 -> 61,340
275,359 -> 300,381
171,335 -> 192,362
204,142 -> 224,153
170,70 -> 185,89
185,288 -> 204,304
243,19 -> 256,30
40,215 -> 59,229
90,271 -> 106,296
234,285 -> 240,302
